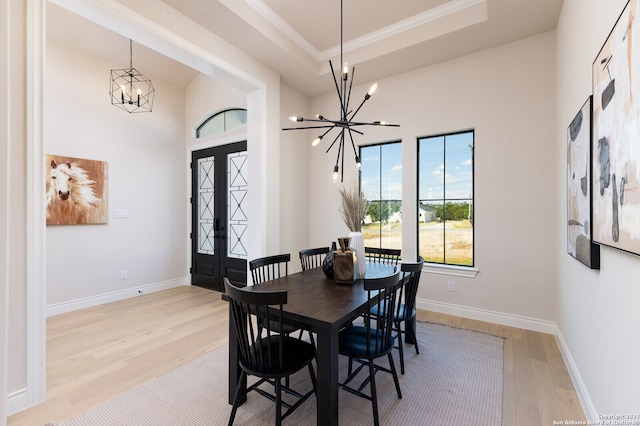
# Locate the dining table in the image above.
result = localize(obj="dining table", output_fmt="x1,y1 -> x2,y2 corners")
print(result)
226,261 -> 408,426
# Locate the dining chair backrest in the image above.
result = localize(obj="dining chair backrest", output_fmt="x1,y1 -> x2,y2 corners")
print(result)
224,278 -> 288,373
365,247 -> 401,265
396,256 -> 424,319
249,253 -> 290,284
299,247 -> 330,271
362,269 -> 401,355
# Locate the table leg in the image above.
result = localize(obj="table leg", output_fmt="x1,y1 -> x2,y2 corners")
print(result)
227,303 -> 246,405
315,327 -> 339,426
404,316 -> 417,345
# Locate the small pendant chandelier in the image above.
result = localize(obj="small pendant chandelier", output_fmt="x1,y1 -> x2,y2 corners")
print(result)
282,0 -> 398,182
109,39 -> 155,113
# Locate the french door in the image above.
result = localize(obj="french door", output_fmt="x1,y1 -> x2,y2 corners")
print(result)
191,141 -> 247,292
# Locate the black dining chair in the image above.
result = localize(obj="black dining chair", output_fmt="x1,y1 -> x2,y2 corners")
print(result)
250,253 -> 290,284
299,247 -> 330,271
364,247 -> 401,265
338,270 -> 402,426
250,253 -> 314,345
224,278 -> 317,426
371,256 -> 424,374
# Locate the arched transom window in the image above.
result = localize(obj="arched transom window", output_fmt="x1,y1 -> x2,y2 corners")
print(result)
196,108 -> 247,138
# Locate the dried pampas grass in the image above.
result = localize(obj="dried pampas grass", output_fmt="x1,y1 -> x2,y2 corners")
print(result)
338,184 -> 367,232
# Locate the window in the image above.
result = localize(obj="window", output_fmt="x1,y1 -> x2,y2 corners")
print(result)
360,141 -> 402,251
196,109 -> 247,138
418,131 -> 474,266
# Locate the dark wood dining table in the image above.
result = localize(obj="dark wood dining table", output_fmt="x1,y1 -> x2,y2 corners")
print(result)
226,262 -> 408,426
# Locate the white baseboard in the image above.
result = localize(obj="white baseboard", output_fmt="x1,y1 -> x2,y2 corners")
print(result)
7,388 -> 27,417
553,326 -> 597,422
45,278 -> 187,317
417,298 -> 557,334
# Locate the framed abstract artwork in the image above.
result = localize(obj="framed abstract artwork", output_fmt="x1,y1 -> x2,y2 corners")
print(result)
567,96 -> 600,268
592,0 -> 640,256
46,154 -> 108,225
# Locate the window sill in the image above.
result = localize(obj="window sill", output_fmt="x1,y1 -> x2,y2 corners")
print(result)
422,263 -> 478,278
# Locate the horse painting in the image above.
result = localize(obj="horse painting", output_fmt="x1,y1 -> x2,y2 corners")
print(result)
46,155 -> 108,225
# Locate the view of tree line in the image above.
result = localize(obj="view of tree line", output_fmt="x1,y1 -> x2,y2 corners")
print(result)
425,201 -> 473,223
365,200 -> 473,223
366,200 -> 401,223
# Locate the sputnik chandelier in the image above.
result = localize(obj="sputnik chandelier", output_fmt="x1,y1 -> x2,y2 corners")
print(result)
282,0 -> 398,182
109,39 -> 155,113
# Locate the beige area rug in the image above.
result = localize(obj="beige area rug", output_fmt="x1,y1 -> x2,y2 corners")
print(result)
54,322 -> 503,426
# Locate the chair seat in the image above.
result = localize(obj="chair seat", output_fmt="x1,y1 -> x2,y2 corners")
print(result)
370,303 -> 416,322
243,336 -> 316,377
339,326 -> 395,358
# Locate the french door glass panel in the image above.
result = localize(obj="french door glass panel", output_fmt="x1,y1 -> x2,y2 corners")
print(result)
197,156 -> 215,255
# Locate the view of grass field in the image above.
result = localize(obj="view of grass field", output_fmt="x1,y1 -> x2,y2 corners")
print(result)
362,219 -> 473,266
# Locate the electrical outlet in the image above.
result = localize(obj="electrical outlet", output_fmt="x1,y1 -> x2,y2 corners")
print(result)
447,281 -> 455,292
120,270 -> 128,280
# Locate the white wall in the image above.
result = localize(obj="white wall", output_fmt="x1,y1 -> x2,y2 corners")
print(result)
279,83 -> 311,273
185,73 -> 246,137
556,0 -> 640,418
1,1 -> 11,422
45,38 -> 188,311
307,32 -> 558,328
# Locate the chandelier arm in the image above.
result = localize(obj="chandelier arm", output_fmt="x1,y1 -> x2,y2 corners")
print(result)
329,60 -> 345,112
319,126 -> 336,139
282,125 -> 336,131
345,66 -> 355,120
347,127 -> 359,158
295,117 -> 340,124
349,121 -> 400,127
347,96 -> 369,123
325,130 -> 344,154
345,127 -> 364,135
341,131 -> 345,182
334,134 -> 343,172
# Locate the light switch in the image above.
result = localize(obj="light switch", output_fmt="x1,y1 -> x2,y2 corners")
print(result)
114,209 -> 128,218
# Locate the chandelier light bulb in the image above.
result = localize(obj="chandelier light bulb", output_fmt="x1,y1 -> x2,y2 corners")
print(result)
355,156 -> 362,170
365,83 -> 378,100
333,166 -> 339,183
289,116 -> 303,122
343,62 -> 348,79
312,136 -> 322,146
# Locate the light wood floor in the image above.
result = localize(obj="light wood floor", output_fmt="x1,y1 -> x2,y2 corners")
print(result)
8,285 -> 586,425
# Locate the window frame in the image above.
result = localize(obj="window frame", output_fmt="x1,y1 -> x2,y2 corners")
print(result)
417,129 -> 475,269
